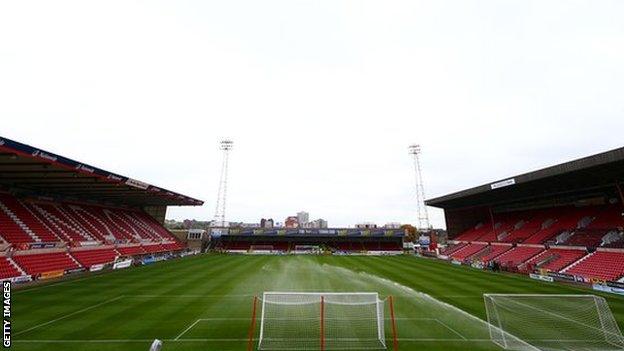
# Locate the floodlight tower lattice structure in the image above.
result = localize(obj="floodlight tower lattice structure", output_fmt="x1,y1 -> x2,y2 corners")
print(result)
408,144 -> 430,231
213,140 -> 233,227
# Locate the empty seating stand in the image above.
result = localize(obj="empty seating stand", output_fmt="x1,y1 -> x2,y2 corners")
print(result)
0,257 -> 22,280
0,193 -> 59,243
477,245 -> 512,262
500,212 -> 550,243
440,243 -> 468,256
0,208 -> 33,244
13,252 -> 80,275
564,251 -> 624,281
161,242 -> 184,252
116,246 -> 147,256
363,242 -> 402,251
222,242 -> 252,251
525,248 -> 587,272
0,193 -> 180,250
454,223 -> 492,242
493,246 -> 544,267
564,230 -> 607,248
71,248 -> 118,268
142,244 -> 167,254
450,243 -> 488,261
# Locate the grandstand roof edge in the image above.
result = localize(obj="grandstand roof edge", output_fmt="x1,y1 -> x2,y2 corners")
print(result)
0,135 -> 203,207
426,145 -> 624,209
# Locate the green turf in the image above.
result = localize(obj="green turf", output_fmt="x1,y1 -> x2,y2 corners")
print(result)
12,254 -> 624,351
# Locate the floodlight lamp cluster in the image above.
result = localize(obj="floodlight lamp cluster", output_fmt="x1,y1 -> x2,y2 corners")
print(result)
220,140 -> 233,150
408,144 -> 421,155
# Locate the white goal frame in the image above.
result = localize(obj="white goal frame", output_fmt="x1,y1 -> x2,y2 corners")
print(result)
484,293 -> 624,351
257,292 -> 389,350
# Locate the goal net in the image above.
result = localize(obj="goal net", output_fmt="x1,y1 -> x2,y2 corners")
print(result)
484,294 -> 624,351
257,292 -> 388,350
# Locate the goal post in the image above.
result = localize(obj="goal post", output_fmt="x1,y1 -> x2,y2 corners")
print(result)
484,294 -> 624,351
257,292 -> 391,350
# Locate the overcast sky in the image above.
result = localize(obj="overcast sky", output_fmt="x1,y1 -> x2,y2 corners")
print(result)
1,0 -> 623,228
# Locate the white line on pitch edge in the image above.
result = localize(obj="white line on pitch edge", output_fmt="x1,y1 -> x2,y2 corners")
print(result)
174,319 -> 202,340
15,296 -> 124,336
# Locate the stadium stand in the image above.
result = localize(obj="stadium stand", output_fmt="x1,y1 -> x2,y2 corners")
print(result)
454,223 -> 490,242
0,257 -> 23,280
475,243 -> 512,262
492,245 -> 544,267
0,202 -> 35,244
524,248 -> 588,272
428,146 -> 624,283
363,242 -> 402,251
70,247 -> 118,268
439,242 -> 467,256
0,193 -> 60,243
116,245 -> 146,256
499,211 -> 552,243
0,193 -> 183,246
142,243 -> 167,254
563,250 -> 624,281
13,251 -> 81,275
0,135 -> 202,283
450,243 -> 487,261
214,229 -> 405,255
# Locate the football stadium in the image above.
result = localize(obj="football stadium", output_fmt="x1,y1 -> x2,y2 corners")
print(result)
2,2 -> 624,350
4,135 -> 624,351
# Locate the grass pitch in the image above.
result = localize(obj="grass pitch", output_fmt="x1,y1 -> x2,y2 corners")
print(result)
13,254 -> 624,351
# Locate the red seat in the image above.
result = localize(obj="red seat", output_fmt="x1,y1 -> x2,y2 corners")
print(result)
565,251 -> 624,281
0,193 -> 179,249
71,248 -> 118,268
116,245 -> 146,256
450,243 -> 488,261
0,258 -> 22,280
525,248 -> 587,272
13,252 -> 80,275
493,246 -> 544,267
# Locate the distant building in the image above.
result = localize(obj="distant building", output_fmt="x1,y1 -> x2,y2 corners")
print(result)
209,220 -> 230,228
285,216 -> 299,228
187,229 -> 206,240
308,218 -> 328,229
260,218 -> 274,228
297,211 -> 309,226
384,222 -> 401,229
355,222 -> 377,229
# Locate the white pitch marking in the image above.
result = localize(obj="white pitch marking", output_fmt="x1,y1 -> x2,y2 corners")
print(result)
433,319 -> 467,340
15,296 -> 124,336
174,319 -> 202,340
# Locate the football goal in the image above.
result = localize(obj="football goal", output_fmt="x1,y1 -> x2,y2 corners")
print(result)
484,294 -> 624,351
255,292 -> 396,350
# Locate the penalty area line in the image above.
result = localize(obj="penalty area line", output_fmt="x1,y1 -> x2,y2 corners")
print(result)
174,319 -> 202,340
